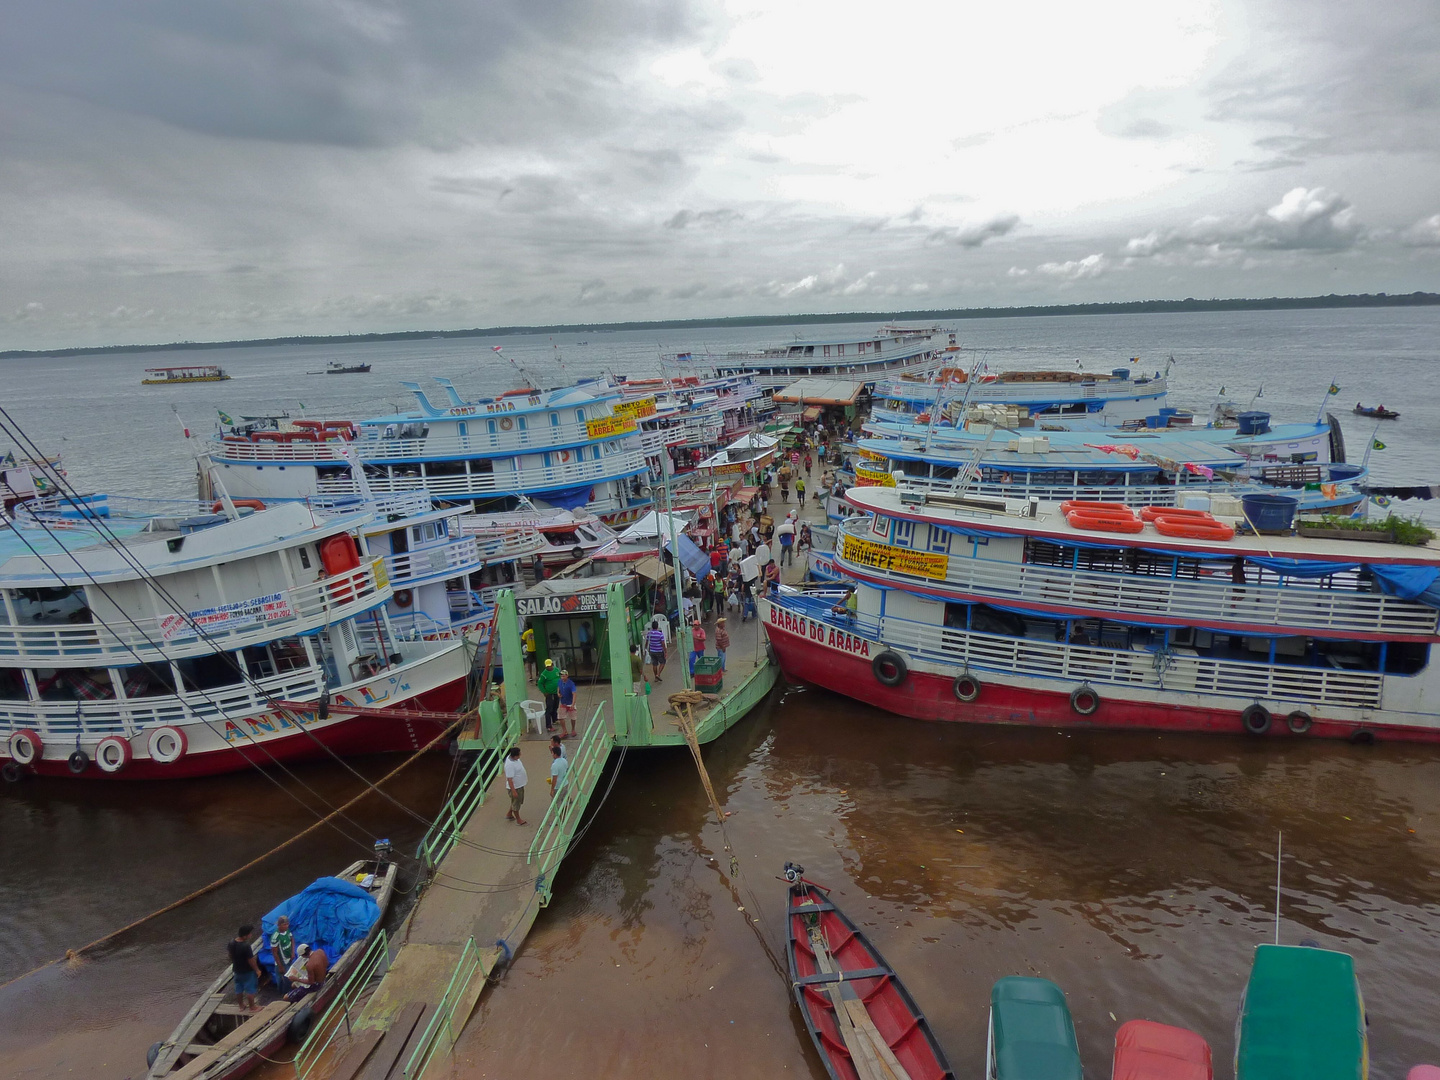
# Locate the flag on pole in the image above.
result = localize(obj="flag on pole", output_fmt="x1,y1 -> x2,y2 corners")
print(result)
1372,438 -> 1386,451
218,409 -> 233,425
1372,495 -> 1392,508
492,345 -> 503,352
1327,383 -> 1340,395
1130,356 -> 1139,363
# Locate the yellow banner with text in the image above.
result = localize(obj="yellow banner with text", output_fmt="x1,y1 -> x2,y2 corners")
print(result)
586,415 -> 639,440
840,535 -> 948,580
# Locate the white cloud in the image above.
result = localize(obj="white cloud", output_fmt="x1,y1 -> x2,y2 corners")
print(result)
929,214 -> 1021,248
1125,186 -> 1365,260
1403,213 -> 1440,247
1036,254 -> 1109,279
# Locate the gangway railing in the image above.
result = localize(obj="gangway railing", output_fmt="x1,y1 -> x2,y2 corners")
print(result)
292,929 -> 392,1080
403,936 -> 483,1079
416,704 -> 525,873
528,703 -> 613,905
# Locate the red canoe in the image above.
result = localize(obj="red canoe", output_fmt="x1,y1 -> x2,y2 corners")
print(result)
1112,1018 -> 1214,1080
785,865 -> 955,1080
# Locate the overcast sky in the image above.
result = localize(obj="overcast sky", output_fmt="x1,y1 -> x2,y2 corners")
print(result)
2,0 -> 1438,348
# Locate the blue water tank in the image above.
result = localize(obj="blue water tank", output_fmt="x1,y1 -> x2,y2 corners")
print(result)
1241,493 -> 1298,533
1158,407 -> 1177,418
1236,411 -> 1271,435
1328,463 -> 1363,482
1111,367 -> 1130,380
1145,415 -> 1164,428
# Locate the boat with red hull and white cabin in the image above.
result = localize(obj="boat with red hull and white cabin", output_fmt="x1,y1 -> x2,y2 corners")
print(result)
764,483 -> 1440,742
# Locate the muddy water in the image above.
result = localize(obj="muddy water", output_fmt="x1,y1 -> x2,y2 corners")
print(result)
6,688 -> 1440,1079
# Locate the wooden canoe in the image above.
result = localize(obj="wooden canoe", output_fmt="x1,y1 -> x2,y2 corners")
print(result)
786,871 -> 955,1080
145,858 -> 397,1080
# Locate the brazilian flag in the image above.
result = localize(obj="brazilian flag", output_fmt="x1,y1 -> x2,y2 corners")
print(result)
218,409 -> 234,425
1327,383 -> 1340,395
1372,438 -> 1386,451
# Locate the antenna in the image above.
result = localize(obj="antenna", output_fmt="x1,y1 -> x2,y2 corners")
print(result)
1274,829 -> 1283,945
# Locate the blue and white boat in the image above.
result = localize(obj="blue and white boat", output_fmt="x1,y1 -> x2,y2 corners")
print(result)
673,325 -> 945,392
205,376 -> 652,525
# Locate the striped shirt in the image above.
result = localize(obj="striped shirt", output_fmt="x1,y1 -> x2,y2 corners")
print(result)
645,628 -> 666,655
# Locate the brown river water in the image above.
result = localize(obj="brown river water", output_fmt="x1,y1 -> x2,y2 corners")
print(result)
4,684 -> 1440,1079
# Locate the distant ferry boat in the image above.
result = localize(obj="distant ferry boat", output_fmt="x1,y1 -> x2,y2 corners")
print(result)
672,326 -> 944,392
311,361 -> 372,375
142,365 -> 231,385
764,482 -> 1440,743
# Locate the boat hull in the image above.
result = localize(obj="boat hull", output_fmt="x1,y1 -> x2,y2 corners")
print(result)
8,649 -> 469,781
761,599 -> 1440,744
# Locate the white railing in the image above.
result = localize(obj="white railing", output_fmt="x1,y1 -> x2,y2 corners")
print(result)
311,489 -> 432,519
211,420 -> 638,463
0,560 -> 389,664
310,450 -> 648,502
383,537 -> 482,585
875,615 -> 1385,711
873,376 -> 1168,405
835,520 -> 1438,638
0,668 -> 327,741
873,473 -> 1189,507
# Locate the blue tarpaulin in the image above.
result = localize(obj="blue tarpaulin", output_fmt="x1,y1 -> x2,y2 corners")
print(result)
541,484 -> 596,511
1370,563 -> 1440,607
1248,557 -> 1360,578
667,532 -> 712,578
259,876 -> 379,971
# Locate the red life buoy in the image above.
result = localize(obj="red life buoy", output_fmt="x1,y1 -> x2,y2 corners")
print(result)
1139,506 -> 1215,522
7,728 -> 43,766
1151,515 -> 1235,541
1066,510 -> 1144,534
212,499 -> 266,513
147,726 -> 188,764
1059,500 -> 1130,515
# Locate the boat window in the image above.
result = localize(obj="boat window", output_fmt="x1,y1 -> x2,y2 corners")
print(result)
517,417 -> 527,431
0,668 -> 27,700
411,521 -> 442,544
551,412 -> 560,427
892,520 -> 915,547
823,346 -> 831,357
298,546 -> 312,570
468,459 -> 495,474
424,461 -> 466,477
926,528 -> 951,555
176,654 -> 246,692
576,409 -> 586,424
1384,641 -> 1429,675
488,419 -> 498,435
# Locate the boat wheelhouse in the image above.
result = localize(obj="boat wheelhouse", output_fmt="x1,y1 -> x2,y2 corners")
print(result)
205,376 -> 651,524
762,482 -> 1440,743
142,365 -> 231,384
0,501 -> 473,779
678,327 -> 943,392
871,364 -> 1170,430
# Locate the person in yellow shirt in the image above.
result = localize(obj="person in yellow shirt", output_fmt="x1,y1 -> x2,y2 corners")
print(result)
521,625 -> 537,682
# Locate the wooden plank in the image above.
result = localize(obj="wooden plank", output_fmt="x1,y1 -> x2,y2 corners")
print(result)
381,1000 -> 440,1080
166,1000 -> 289,1080
837,982 -> 910,1080
324,1028 -> 385,1080
356,1001 -> 427,1080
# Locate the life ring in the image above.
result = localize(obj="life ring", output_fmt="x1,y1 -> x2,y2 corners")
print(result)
1070,684 -> 1101,716
1286,710 -> 1313,735
954,672 -> 982,702
212,499 -> 266,513
68,749 -> 91,775
499,416 -> 514,431
1241,704 -> 1272,736
1066,510 -> 1144,534
1151,515 -> 1235,541
393,589 -> 414,608
871,650 -> 908,687
95,736 -> 132,773
560,450 -> 572,463
147,725 -> 188,765
7,728 -> 43,766
1060,501 -> 1131,515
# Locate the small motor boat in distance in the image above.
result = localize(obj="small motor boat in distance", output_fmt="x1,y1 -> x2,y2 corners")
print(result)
1112,1019 -> 1213,1079
145,846 -> 397,1080
986,976 -> 1082,1080
784,862 -> 955,1080
1234,943 -> 1367,1080
1353,404 -> 1399,419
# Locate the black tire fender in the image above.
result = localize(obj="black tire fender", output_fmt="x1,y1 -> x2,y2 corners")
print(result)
570,546 -> 585,562
871,650 -> 908,687
954,673 -> 982,702
287,1003 -> 314,1044
67,749 -> 91,775
1070,684 -> 1101,716
147,1042 -> 163,1069
1348,728 -> 1376,746
1286,710 -> 1313,735
1,761 -> 24,784
1242,704 -> 1272,736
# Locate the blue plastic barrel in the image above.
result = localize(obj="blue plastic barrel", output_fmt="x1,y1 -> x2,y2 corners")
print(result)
1328,464 -> 1363,481
1241,493 -> 1298,533
1159,407 -> 1177,418
1111,367 -> 1130,381
1145,415 -> 1164,428
1236,411 -> 1271,435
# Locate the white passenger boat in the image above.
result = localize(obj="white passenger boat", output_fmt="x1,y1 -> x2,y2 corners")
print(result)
204,376 -> 651,525
0,499 -> 476,780
672,326 -> 944,392
765,482 -> 1440,743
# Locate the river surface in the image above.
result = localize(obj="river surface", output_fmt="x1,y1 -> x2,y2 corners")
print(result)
3,308 -> 1440,1077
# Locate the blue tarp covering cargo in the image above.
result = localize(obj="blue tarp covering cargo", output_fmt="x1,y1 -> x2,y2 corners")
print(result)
258,876 -> 380,971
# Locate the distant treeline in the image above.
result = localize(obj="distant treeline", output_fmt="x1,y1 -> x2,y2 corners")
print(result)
6,291 -> 1438,359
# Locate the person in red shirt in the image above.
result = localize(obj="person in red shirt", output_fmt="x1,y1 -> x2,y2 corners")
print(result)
714,617 -> 730,671
689,619 -> 707,675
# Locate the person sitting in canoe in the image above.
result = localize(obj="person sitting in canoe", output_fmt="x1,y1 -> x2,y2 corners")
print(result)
282,943 -> 330,1001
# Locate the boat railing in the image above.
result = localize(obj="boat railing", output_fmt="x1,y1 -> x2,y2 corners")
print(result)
312,451 -> 648,501
0,559 -> 390,664
0,668 -> 327,742
312,489 -> 432,519
383,537 -> 483,586
874,473 -> 1192,507
833,518 -> 1438,638
292,928 -> 392,1080
388,606 -> 490,643
213,420 -> 637,462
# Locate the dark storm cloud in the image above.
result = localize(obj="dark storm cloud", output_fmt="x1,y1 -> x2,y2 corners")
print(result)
928,214 -> 1021,249
1125,187 -> 1365,259
1206,0 -> 1440,165
0,0 -> 705,147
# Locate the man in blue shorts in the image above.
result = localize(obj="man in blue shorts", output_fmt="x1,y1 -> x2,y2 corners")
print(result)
227,924 -> 262,1012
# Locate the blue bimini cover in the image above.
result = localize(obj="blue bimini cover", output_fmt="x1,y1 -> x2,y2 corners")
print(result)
1370,563 -> 1440,607
260,876 -> 380,969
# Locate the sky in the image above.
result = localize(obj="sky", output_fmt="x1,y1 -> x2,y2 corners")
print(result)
2,0 -> 1439,349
